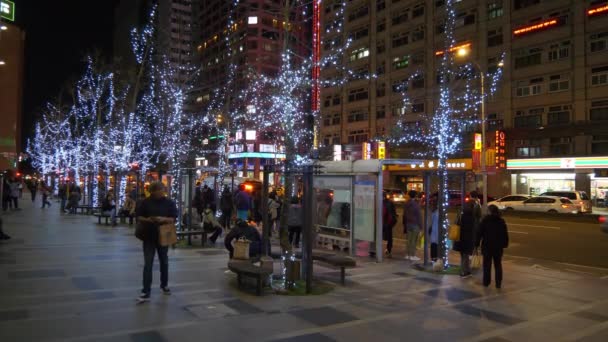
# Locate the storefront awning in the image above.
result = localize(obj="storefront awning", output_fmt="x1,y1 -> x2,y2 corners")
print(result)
507,157 -> 608,170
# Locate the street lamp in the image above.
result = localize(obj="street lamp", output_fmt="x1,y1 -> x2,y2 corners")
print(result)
456,47 -> 503,214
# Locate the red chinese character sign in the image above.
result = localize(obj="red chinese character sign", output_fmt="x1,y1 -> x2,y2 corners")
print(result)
495,131 -> 506,169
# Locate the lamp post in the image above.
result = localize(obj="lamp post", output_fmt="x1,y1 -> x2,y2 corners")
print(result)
456,48 -> 503,214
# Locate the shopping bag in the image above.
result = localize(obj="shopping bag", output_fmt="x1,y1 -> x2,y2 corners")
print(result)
448,224 -> 460,241
471,251 -> 482,269
417,234 -> 425,250
158,223 -> 177,246
233,238 -> 251,260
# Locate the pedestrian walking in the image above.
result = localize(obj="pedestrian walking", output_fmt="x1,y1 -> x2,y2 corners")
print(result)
219,185 -> 233,229
453,201 -> 477,278
234,184 -> 252,221
402,190 -> 422,261
29,180 -> 38,202
101,193 -> 117,226
201,206 -> 223,244
58,183 -> 67,212
287,196 -> 303,248
476,205 -> 509,288
40,181 -> 52,208
18,181 -> 23,198
382,193 -> 397,258
135,182 -> 178,302
224,219 -> 262,259
268,192 -> 280,235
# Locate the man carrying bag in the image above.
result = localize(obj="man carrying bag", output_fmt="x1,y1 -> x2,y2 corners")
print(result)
135,182 -> 177,303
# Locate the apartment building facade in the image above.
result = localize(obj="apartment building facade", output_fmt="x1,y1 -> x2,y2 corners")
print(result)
320,0 -> 608,201
195,0 -> 310,179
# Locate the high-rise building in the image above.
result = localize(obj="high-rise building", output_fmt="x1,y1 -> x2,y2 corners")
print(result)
320,0 -> 608,200
0,21 -> 25,170
114,0 -> 196,83
195,0 -> 310,179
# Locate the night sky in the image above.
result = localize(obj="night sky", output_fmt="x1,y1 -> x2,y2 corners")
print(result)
14,0 -> 119,145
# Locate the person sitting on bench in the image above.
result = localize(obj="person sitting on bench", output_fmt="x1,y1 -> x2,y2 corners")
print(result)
101,193 -> 117,226
119,194 -> 136,224
201,205 -> 223,244
224,219 -> 261,259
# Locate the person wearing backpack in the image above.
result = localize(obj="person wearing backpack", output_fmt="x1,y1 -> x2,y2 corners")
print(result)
234,184 -> 252,220
382,193 -> 397,258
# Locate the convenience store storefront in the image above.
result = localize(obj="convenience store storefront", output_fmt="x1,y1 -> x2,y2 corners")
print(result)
507,157 -> 608,205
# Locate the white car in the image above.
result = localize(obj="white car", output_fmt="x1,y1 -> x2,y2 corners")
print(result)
510,196 -> 579,214
487,195 -> 531,211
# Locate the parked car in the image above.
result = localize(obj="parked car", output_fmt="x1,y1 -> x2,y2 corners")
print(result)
599,215 -> 608,234
384,188 -> 406,203
510,196 -> 579,214
539,191 -> 592,213
487,195 -> 532,211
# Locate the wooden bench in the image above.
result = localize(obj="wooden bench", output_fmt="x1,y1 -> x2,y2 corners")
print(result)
270,250 -> 356,285
176,230 -> 207,246
94,214 -> 112,225
228,256 -> 273,296
76,206 -> 100,215
317,255 -> 357,285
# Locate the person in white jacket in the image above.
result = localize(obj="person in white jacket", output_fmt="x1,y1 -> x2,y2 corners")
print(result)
201,206 -> 223,244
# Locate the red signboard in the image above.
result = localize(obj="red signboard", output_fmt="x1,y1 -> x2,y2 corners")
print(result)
495,131 -> 506,169
513,19 -> 558,36
588,5 -> 608,17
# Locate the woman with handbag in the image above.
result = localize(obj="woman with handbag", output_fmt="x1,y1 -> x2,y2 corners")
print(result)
453,201 -> 477,278
476,205 -> 509,289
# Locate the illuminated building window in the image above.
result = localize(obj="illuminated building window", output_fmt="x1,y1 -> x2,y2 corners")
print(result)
392,55 -> 409,70
488,1 -> 503,19
349,47 -> 369,62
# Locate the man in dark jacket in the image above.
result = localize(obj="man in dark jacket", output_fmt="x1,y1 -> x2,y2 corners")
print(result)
382,193 -> 397,258
135,182 -> 178,302
224,219 -> 262,259
476,205 -> 509,288
219,186 -> 233,229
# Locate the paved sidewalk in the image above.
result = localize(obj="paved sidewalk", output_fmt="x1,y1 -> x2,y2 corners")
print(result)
0,198 -> 607,342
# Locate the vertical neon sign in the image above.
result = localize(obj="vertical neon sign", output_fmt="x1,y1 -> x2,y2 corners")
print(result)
311,0 -> 321,148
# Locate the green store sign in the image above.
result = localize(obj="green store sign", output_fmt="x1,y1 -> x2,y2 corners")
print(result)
1,0 -> 15,22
